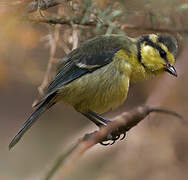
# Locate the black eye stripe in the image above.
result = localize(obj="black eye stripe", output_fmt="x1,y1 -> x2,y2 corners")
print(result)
159,49 -> 166,59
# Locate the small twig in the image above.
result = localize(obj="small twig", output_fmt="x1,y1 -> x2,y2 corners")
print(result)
71,25 -> 79,50
44,105 -> 183,180
44,143 -> 78,180
58,39 -> 71,54
29,16 -> 99,27
28,16 -> 188,34
38,21 -> 60,96
0,0 -> 62,15
23,0 -> 62,14
33,7 -> 62,103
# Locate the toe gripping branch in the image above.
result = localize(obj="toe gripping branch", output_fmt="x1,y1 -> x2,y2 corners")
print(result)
99,124 -> 128,146
84,110 -> 127,146
100,133 -> 126,146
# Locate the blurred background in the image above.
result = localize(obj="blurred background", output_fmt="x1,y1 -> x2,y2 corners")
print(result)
0,0 -> 188,179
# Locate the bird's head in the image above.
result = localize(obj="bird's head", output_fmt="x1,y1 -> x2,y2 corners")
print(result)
137,34 -> 178,77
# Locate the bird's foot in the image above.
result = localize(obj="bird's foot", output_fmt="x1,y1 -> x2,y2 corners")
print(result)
100,123 -> 127,146
83,110 -> 126,146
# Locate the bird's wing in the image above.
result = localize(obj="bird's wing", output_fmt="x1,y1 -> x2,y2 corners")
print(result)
35,35 -> 123,107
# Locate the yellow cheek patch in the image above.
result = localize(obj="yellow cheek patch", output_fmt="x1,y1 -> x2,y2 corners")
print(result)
141,43 -> 164,71
142,45 -> 154,55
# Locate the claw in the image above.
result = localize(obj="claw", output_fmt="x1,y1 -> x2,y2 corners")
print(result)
113,135 -> 120,140
110,140 -> 116,145
120,133 -> 126,140
100,132 -> 126,146
110,135 -> 120,145
100,141 -> 110,146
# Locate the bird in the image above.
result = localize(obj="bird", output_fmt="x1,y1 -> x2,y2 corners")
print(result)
9,33 -> 178,149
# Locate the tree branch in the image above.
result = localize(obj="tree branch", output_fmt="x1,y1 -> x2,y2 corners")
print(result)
2,0 -> 62,14
44,105 -> 183,180
28,16 -> 99,26
28,16 -> 188,34
24,0 -> 62,13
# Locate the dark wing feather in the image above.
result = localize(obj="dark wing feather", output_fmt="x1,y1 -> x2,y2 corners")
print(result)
35,35 -> 124,106
46,63 -> 91,94
9,92 -> 57,149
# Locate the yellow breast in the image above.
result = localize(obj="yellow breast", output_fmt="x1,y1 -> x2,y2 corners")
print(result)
60,53 -> 131,114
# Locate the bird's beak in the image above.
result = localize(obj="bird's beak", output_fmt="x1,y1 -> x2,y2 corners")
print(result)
165,65 -> 177,77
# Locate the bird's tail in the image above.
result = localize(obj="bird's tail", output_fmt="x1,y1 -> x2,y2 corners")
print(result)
9,93 -> 57,150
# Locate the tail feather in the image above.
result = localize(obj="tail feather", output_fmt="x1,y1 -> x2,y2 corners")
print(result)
9,93 -> 56,150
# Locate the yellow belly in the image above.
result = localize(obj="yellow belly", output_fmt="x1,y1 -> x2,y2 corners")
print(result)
59,59 -> 130,114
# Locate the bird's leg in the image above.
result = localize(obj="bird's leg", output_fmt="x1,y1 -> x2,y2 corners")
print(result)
82,112 -> 111,146
86,110 -> 126,145
87,110 -> 111,125
82,113 -> 106,127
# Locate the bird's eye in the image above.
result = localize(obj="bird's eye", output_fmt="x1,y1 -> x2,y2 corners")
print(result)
159,50 -> 166,58
145,42 -> 149,46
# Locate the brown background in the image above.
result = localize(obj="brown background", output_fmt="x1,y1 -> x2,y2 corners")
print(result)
0,0 -> 188,179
